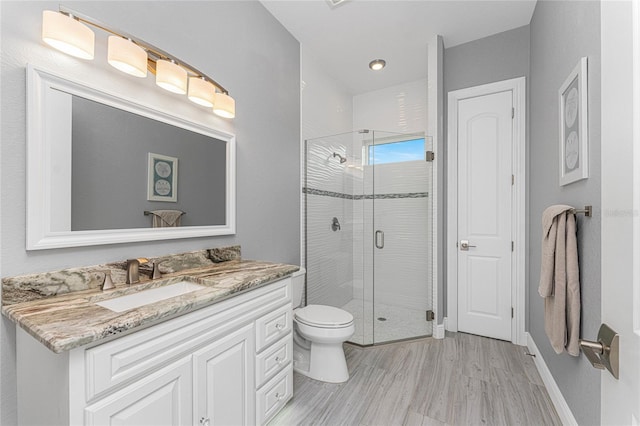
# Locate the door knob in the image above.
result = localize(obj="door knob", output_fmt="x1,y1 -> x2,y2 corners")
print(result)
460,240 -> 476,251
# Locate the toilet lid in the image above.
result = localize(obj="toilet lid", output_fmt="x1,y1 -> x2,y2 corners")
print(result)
295,305 -> 354,327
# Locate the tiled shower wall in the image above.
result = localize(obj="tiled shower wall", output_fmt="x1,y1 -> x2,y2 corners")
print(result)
305,137 -> 355,308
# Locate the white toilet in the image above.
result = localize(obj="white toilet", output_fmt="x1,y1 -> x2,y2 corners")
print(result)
291,268 -> 355,383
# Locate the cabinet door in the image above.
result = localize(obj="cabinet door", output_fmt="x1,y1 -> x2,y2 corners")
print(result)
193,324 -> 255,426
84,356 -> 192,426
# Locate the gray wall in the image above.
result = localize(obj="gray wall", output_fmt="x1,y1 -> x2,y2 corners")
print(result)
529,1 -> 601,424
443,25 -> 531,319
0,2 -> 300,423
72,96 -> 227,230
444,25 -> 531,94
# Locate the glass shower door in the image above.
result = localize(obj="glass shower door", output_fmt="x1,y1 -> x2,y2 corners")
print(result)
304,130 -> 433,346
369,131 -> 433,344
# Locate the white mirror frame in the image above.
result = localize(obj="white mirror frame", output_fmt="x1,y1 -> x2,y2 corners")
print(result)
26,65 -> 236,250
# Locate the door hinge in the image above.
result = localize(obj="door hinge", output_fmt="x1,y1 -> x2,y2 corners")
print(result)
426,310 -> 435,321
511,241 -> 514,252
425,151 -> 435,162
512,107 -> 515,119
511,307 -> 514,318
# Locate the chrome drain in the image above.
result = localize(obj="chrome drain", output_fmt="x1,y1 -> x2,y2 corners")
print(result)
377,317 -> 387,322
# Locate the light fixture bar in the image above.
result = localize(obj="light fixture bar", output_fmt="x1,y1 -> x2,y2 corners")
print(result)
58,6 -> 230,95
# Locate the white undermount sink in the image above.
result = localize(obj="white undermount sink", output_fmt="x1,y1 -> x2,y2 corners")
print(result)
95,281 -> 205,313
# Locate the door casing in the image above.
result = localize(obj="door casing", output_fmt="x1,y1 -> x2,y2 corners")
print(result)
446,77 -> 527,345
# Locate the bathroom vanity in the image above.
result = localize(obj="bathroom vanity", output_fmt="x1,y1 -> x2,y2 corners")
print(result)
3,249 -> 297,426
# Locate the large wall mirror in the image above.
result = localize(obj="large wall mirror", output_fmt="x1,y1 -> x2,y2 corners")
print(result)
26,65 -> 236,250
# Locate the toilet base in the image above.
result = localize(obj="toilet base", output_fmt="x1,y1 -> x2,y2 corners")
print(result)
293,340 -> 350,383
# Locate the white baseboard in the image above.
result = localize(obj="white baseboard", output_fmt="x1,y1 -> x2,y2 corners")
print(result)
434,322 -> 445,339
526,333 -> 578,426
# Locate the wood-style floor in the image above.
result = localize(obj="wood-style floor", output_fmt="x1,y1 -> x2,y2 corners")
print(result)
270,332 -> 561,426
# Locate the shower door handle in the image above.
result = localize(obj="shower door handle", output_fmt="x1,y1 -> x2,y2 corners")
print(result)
375,230 -> 384,249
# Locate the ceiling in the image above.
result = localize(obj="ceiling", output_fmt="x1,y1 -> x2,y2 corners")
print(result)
261,0 -> 537,95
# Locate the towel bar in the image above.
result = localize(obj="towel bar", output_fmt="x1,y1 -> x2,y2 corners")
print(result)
144,210 -> 186,216
570,205 -> 592,217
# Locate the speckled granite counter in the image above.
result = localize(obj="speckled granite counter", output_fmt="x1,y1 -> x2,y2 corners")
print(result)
2,250 -> 298,353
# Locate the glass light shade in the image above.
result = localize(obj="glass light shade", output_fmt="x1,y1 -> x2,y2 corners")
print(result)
42,11 -> 95,60
107,36 -> 147,78
155,60 -> 187,94
188,77 -> 215,107
213,92 -> 236,118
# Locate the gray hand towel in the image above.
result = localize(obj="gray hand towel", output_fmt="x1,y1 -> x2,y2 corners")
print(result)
149,210 -> 184,228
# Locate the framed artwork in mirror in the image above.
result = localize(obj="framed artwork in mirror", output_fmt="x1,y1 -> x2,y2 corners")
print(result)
559,57 -> 588,186
148,153 -> 178,202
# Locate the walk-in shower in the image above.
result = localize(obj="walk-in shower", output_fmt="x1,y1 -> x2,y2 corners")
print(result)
303,130 -> 434,345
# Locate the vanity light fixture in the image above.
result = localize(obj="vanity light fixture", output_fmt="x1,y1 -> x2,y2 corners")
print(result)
42,10 -> 94,60
188,77 -> 216,108
156,59 -> 188,94
213,92 -> 236,119
369,59 -> 386,71
107,36 -> 147,78
41,7 -> 235,119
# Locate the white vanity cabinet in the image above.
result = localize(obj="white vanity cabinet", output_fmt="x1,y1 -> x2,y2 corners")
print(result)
16,278 -> 293,426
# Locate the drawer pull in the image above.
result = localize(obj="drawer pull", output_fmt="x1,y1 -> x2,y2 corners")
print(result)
275,392 -> 284,401
200,417 -> 210,426
275,323 -> 284,330
274,356 -> 284,364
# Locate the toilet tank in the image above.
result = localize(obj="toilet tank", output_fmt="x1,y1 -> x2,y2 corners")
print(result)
290,267 -> 306,307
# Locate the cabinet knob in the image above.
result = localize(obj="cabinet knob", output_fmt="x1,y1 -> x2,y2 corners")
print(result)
275,323 -> 284,330
275,356 -> 284,364
275,392 -> 284,401
200,417 -> 210,426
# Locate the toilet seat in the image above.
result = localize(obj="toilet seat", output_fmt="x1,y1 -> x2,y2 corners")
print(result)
295,304 -> 353,328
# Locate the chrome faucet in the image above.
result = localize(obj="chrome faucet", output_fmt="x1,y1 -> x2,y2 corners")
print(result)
126,258 -> 149,284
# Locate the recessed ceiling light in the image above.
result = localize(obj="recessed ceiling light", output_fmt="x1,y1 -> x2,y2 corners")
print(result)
369,59 -> 386,71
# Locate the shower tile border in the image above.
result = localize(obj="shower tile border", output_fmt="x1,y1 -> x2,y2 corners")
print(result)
303,187 -> 428,200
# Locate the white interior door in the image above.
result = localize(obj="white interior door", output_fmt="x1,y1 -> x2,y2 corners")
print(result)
601,1 -> 640,423
457,90 -> 513,341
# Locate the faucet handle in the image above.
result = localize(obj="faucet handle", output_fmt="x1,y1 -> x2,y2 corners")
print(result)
102,271 -> 115,291
151,262 -> 162,279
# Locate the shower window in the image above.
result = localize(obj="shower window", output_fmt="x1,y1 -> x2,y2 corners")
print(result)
366,134 -> 425,165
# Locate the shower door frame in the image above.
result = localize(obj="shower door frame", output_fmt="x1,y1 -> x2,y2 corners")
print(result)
366,130 -> 435,346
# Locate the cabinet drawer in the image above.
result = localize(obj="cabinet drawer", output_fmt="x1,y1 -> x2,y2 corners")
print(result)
256,367 -> 293,426
256,333 -> 292,388
255,304 -> 292,353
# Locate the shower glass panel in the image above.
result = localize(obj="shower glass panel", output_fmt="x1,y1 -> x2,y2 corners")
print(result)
304,130 -> 433,345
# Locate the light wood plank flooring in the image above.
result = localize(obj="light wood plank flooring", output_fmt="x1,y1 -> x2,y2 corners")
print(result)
270,332 -> 561,426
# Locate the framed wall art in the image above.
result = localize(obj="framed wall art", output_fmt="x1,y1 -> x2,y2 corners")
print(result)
147,152 -> 178,202
559,57 -> 588,186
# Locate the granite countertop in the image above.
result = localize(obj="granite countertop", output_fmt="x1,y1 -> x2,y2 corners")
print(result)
2,259 -> 299,353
